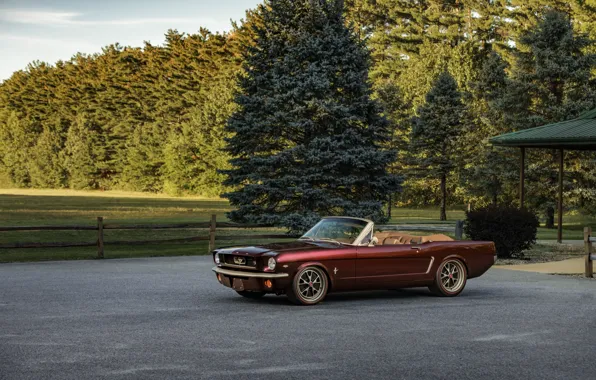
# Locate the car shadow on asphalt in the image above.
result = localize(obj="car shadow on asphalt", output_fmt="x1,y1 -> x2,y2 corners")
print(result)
218,287 -> 495,307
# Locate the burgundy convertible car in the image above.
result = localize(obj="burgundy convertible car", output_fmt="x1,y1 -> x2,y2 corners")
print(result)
212,217 -> 496,305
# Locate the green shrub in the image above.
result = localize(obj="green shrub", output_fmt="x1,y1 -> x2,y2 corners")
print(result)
464,205 -> 539,258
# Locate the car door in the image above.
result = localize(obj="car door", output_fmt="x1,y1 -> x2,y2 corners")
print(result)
355,242 -> 433,289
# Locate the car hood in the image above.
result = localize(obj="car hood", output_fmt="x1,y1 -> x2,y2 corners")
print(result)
215,241 -> 340,257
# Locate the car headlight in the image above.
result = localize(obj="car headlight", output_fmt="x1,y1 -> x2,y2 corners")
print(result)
214,253 -> 220,265
267,257 -> 276,270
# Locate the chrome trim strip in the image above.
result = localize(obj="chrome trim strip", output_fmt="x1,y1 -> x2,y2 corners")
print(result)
425,256 -> 435,274
212,267 -> 289,278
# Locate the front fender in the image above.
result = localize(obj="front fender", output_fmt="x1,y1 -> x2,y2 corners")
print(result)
293,261 -> 335,290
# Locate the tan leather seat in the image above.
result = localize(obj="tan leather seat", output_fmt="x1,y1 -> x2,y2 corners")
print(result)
383,236 -> 403,245
374,232 -> 449,245
420,234 -> 454,243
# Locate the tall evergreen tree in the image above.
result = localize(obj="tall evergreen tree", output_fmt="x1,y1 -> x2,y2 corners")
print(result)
223,0 -> 400,232
162,75 -> 236,196
462,51 -> 519,206
411,72 -> 465,221
63,114 -> 106,190
0,111 -> 33,187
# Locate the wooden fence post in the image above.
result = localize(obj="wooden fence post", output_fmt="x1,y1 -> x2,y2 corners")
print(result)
455,220 -> 463,240
585,227 -> 593,278
208,214 -> 216,253
97,217 -> 104,259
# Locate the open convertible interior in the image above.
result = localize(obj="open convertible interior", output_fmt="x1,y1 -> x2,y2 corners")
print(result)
373,232 -> 454,245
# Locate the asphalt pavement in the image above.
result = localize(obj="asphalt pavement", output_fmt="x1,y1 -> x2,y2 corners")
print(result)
1,256 -> 595,380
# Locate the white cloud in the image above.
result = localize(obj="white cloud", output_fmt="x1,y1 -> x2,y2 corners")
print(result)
0,34 -> 97,50
0,9 -> 214,26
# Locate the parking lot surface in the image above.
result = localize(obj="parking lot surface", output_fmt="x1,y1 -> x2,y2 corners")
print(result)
1,256 -> 595,379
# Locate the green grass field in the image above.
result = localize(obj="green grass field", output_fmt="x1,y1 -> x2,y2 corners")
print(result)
0,188 -> 594,262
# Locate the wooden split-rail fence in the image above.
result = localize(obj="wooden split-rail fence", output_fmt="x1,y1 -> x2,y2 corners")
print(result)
0,215 -> 464,259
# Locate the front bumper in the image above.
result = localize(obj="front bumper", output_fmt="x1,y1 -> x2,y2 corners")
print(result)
212,266 -> 290,292
212,266 -> 289,278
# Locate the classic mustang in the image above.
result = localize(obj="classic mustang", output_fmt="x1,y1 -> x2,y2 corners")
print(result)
212,217 -> 496,305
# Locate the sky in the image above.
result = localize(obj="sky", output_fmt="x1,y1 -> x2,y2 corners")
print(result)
0,0 -> 262,81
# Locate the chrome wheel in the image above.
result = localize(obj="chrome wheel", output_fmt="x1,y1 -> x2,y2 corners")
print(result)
288,266 -> 328,305
298,268 -> 324,302
440,261 -> 465,293
429,259 -> 467,297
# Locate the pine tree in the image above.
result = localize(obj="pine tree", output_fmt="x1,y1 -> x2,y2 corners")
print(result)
119,122 -> 166,192
162,75 -> 236,197
0,111 -> 33,187
223,0 -> 400,232
462,51 -> 519,206
63,114 -> 105,189
29,117 -> 67,188
411,72 -> 465,221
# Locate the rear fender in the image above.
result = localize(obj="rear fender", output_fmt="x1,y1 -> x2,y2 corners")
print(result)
439,254 -> 470,276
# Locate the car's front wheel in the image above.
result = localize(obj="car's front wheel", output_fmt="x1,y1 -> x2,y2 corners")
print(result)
236,291 -> 266,299
428,259 -> 467,297
287,266 -> 328,305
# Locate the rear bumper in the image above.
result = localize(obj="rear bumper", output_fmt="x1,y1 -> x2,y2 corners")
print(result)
212,266 -> 290,292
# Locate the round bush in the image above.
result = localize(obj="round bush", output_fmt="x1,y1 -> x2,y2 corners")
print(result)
464,205 -> 539,258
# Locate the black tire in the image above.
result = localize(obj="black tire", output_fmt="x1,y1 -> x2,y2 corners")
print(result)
428,259 -> 467,297
236,291 -> 266,299
287,266 -> 329,305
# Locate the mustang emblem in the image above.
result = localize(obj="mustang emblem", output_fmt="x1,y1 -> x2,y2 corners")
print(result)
233,257 -> 246,265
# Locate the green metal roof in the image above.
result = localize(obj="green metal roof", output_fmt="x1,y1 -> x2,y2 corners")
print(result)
490,108 -> 596,150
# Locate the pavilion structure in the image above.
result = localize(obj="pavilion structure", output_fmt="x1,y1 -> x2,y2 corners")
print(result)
490,108 -> 596,243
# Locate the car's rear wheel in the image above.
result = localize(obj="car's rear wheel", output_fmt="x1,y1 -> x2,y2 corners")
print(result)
287,266 -> 328,305
236,291 -> 266,299
429,259 -> 467,297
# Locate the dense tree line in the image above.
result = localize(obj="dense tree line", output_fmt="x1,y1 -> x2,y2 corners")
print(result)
1,0 -> 595,222
0,18 -> 261,196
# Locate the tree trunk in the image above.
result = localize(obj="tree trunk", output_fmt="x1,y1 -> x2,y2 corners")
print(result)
440,173 -> 447,221
491,175 -> 498,205
545,206 -> 555,229
387,193 -> 392,219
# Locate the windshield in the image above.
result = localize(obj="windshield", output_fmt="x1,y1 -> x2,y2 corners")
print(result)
300,218 -> 369,245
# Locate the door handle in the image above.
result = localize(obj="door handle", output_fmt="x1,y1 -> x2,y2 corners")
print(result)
411,246 -> 421,250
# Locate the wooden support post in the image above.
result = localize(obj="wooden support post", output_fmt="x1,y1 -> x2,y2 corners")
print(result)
585,227 -> 593,278
557,149 -> 564,243
97,217 -> 104,259
455,220 -> 464,240
208,214 -> 216,253
519,147 -> 525,208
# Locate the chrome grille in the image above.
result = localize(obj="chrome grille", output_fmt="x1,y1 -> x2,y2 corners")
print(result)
222,255 -> 257,268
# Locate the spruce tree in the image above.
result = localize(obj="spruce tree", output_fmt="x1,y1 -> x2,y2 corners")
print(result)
223,0 -> 400,232
411,72 -> 465,221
